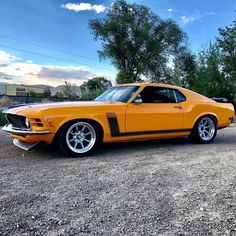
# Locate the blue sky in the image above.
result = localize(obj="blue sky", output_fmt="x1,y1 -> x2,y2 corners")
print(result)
0,0 -> 235,86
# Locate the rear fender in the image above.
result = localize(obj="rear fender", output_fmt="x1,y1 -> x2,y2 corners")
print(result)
192,112 -> 218,128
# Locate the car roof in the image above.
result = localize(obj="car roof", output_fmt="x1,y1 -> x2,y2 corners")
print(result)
116,83 -> 213,102
116,83 -> 182,89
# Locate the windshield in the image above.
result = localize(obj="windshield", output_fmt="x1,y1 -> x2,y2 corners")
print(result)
95,86 -> 140,102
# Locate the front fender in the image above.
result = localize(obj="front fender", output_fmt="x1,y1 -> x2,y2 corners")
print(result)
56,115 -> 106,134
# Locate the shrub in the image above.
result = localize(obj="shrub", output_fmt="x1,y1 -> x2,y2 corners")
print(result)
80,90 -> 104,101
0,110 -> 6,126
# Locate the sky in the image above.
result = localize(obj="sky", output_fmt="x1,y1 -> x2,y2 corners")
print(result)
0,0 -> 235,87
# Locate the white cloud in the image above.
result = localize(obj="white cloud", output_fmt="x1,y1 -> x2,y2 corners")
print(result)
0,62 -> 95,86
0,51 -> 115,86
0,62 -> 41,77
0,50 -> 115,86
0,50 -> 19,64
62,3 -> 106,14
38,65 -> 94,80
180,11 -> 215,26
167,8 -> 174,12
180,16 -> 197,25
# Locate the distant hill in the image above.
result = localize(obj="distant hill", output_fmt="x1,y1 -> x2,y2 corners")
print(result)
33,84 -> 81,96
0,83 -> 81,96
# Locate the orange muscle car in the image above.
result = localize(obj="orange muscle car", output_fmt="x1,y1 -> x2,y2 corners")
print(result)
2,83 -> 235,157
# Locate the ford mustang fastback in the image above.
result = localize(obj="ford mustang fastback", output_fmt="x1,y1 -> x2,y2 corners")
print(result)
2,83 -> 235,157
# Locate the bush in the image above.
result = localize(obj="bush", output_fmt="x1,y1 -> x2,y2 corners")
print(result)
0,110 -> 6,126
80,90 -> 104,101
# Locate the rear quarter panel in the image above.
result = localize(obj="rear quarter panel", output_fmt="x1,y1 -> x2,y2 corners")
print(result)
179,88 -> 235,129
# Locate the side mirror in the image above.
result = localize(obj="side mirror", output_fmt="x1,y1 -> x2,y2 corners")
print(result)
133,97 -> 143,104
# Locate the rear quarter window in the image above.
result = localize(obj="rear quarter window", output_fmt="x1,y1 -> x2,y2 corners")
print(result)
174,90 -> 186,103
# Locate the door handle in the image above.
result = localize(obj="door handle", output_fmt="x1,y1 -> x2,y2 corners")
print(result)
174,106 -> 182,109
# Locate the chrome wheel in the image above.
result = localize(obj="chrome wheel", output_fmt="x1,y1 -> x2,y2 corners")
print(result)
198,117 -> 215,141
66,122 -> 96,154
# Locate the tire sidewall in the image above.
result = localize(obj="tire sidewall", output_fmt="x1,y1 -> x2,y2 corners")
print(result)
192,116 -> 217,144
58,120 -> 101,157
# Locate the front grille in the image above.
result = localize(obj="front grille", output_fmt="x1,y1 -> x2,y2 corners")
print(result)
6,114 -> 28,130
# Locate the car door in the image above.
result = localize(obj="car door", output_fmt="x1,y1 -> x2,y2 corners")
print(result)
125,86 -> 185,133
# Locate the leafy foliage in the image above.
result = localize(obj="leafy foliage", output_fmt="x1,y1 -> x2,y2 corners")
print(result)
89,0 -> 235,104
0,110 -> 6,126
216,21 -> 236,101
62,81 -> 78,98
81,77 -> 111,93
54,92 -> 64,98
80,77 -> 112,100
90,0 -> 185,84
80,90 -> 104,101
172,47 -> 197,88
171,22 -> 236,104
217,21 -> 236,77
44,87 -> 51,97
28,89 -> 37,97
192,44 -> 230,98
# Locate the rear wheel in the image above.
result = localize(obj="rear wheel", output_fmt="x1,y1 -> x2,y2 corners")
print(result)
58,120 -> 101,157
191,116 -> 217,144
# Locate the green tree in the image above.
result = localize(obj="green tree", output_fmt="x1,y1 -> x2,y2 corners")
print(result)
62,81 -> 78,98
192,43 -> 229,98
44,87 -> 51,98
216,20 -> 236,101
171,47 -> 197,88
0,110 -> 7,125
90,0 -> 185,84
80,77 -> 112,100
81,77 -> 111,92
55,91 -> 64,98
28,89 -> 36,97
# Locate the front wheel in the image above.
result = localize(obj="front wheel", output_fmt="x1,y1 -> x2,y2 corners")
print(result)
191,116 -> 217,144
58,120 -> 101,157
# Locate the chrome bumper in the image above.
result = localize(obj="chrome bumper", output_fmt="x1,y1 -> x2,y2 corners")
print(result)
2,124 -> 50,135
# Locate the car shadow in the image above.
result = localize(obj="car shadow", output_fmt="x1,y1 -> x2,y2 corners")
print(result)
94,137 -> 191,156
27,137 -> 190,160
24,128 -> 236,160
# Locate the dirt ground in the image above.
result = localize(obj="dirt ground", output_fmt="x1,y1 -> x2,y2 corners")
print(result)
0,125 -> 235,236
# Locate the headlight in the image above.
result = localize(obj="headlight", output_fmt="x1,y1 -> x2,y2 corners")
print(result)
25,118 -> 30,128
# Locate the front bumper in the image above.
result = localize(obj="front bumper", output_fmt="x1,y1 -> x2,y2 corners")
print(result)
13,139 -> 44,151
2,124 -> 50,135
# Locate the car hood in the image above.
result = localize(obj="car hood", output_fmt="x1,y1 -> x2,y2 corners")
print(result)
6,101 -> 118,114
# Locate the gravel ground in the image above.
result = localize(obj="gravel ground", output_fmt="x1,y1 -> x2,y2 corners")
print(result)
0,125 -> 235,236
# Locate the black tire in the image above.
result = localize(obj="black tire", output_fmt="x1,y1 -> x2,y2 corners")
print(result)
57,120 -> 102,157
191,116 -> 217,144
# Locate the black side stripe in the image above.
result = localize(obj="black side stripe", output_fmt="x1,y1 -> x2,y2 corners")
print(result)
106,113 -> 192,137
106,113 -> 121,137
120,129 -> 192,136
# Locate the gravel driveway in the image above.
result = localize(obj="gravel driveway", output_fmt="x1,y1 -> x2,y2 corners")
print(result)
0,125 -> 235,236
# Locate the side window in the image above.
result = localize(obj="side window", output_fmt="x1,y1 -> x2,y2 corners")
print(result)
138,87 -> 177,103
174,90 -> 186,103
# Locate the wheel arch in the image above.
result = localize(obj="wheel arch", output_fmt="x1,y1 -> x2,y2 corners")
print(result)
193,113 -> 218,129
52,118 -> 104,144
